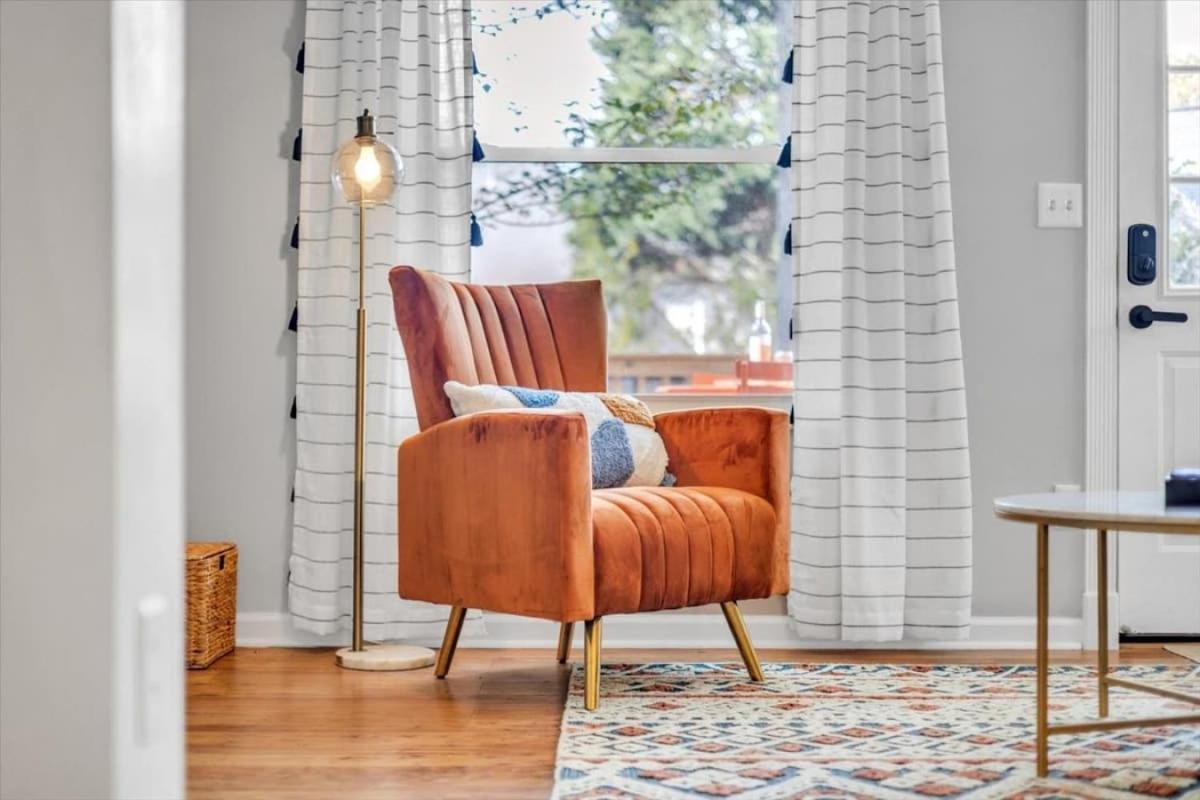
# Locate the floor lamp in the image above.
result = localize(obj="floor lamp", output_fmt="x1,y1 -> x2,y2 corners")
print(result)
331,109 -> 435,671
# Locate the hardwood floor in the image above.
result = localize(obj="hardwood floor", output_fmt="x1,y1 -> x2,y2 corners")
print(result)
187,645 -> 1186,800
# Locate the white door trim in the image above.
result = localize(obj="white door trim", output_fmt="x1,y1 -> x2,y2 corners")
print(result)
1083,0 -> 1120,652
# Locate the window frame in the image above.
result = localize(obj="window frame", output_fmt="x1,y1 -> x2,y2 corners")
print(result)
478,145 -> 778,165
470,8 -> 793,401
1165,6 -> 1200,294
471,146 -> 795,403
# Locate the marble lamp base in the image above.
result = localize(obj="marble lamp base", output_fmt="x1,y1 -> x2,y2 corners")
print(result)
335,644 -> 435,671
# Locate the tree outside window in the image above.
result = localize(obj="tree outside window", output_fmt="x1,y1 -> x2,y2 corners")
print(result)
471,0 -> 793,394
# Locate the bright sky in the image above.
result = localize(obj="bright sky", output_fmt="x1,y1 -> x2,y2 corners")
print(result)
1167,0 -> 1199,65
473,1 -> 609,148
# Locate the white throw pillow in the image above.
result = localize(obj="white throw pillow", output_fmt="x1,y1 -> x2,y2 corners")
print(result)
443,381 -> 671,489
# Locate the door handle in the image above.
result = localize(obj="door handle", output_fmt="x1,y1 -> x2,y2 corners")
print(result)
1129,304 -> 1189,329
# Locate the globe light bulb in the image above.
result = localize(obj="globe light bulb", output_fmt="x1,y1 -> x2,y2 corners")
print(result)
354,144 -> 382,194
332,110 -> 401,205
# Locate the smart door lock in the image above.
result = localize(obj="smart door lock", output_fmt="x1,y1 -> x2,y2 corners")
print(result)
1127,224 -> 1156,285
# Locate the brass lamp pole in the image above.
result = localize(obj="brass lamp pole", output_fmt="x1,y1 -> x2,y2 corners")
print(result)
331,109 -> 434,671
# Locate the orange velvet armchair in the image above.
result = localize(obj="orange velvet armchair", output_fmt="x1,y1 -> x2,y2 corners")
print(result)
388,266 -> 790,709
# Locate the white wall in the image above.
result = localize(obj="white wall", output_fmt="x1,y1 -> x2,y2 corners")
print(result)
1,2 -> 116,795
185,0 -> 305,615
942,0 -> 1087,617
184,0 -> 1091,639
2,2 -> 186,796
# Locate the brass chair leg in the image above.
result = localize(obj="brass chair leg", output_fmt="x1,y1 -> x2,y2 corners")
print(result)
434,605 -> 467,679
584,618 -> 602,711
721,601 -> 765,682
556,621 -> 574,664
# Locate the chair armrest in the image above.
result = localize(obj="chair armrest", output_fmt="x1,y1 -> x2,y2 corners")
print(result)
397,409 -> 594,621
654,407 -> 790,594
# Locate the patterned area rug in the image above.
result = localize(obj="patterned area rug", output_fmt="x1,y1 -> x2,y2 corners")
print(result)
553,663 -> 1200,799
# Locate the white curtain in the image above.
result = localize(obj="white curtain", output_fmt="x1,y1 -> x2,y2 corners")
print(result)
289,0 -> 478,640
788,0 -> 972,641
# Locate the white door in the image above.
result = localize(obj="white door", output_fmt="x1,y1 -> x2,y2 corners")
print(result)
1117,0 -> 1200,636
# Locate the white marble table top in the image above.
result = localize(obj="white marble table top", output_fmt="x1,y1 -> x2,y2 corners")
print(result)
994,491 -> 1200,534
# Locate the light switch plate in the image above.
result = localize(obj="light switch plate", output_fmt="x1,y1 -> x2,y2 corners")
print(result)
1038,182 -> 1083,228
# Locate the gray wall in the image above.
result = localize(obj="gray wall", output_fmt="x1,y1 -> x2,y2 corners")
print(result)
0,1 -> 115,796
185,0 -> 305,615
942,0 -> 1087,616
184,0 -> 1089,624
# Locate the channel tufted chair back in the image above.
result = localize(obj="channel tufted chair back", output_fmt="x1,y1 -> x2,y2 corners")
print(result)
388,265 -> 609,430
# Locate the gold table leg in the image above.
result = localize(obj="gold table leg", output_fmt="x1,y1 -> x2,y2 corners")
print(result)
1036,523 -> 1049,778
1096,528 -> 1109,718
1027,521 -> 1198,774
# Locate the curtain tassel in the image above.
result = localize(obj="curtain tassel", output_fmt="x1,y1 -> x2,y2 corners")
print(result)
472,131 -> 486,162
290,218 -> 299,249
288,303 -> 298,332
783,224 -> 792,255
295,42 -> 305,74
781,50 -> 794,84
470,213 -> 483,247
776,138 -> 791,168
292,129 -> 302,162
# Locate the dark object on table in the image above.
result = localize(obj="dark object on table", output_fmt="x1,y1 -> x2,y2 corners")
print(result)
1165,468 -> 1200,507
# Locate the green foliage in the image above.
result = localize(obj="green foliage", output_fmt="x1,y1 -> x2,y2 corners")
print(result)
474,0 -> 784,354
581,0 -> 778,149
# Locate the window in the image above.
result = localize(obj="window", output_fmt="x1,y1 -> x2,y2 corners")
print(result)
471,0 -> 792,395
1167,0 -> 1199,290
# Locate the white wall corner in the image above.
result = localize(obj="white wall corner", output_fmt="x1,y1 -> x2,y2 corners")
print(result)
111,2 -> 187,798
237,611 -> 1085,652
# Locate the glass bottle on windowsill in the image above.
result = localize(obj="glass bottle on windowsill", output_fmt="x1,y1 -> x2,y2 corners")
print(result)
747,300 -> 772,362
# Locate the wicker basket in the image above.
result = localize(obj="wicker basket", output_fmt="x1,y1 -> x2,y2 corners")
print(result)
186,542 -> 238,669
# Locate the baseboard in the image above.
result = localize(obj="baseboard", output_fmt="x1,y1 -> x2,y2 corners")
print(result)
236,611 -> 1084,651
237,612 -> 338,648
1081,589 -> 1121,651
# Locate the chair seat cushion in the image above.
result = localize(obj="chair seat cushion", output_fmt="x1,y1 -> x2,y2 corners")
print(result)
591,486 -> 776,616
